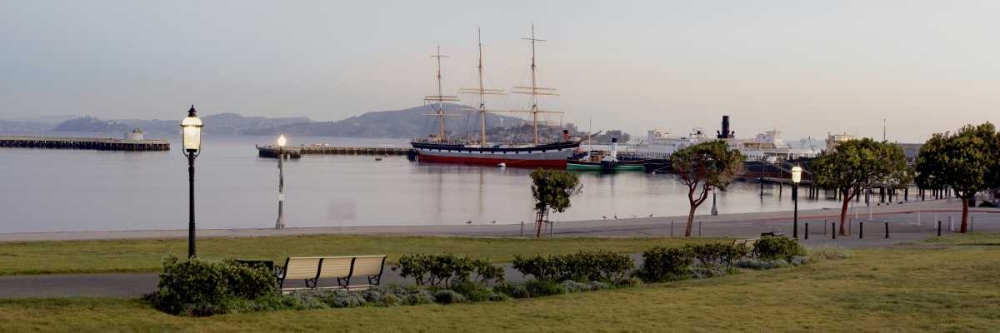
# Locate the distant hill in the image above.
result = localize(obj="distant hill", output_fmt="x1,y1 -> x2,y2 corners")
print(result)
249,104 -> 531,139
51,113 -> 310,135
18,104 -> 580,140
0,120 -> 57,133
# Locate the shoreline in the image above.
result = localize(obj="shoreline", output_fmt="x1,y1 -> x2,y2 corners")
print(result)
2,199 -> 995,242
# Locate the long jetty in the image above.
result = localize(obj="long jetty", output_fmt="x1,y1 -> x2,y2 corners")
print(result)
257,145 -> 409,159
0,136 -> 169,151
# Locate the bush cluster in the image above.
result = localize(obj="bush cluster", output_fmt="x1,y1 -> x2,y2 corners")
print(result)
144,256 -> 277,316
754,236 -> 807,261
511,250 -> 634,283
633,246 -> 695,283
635,238 -> 804,283
394,254 -> 504,288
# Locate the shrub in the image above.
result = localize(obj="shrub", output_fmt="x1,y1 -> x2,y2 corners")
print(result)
634,246 -> 694,283
146,256 -> 276,316
452,281 -> 492,302
560,280 -> 593,293
524,280 -> 567,297
395,254 -> 503,288
512,250 -> 634,283
402,290 -> 436,305
687,243 -> 748,268
754,236 -> 806,261
432,290 -> 467,304
224,260 -> 278,299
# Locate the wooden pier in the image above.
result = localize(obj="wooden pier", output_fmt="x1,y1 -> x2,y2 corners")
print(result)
256,145 -> 409,159
0,136 -> 170,151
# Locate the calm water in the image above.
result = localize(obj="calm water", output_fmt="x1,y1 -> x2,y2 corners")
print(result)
0,134 -> 842,233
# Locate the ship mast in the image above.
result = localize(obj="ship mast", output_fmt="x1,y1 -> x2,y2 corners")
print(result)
424,45 -> 459,142
512,24 -> 560,145
459,29 -> 505,146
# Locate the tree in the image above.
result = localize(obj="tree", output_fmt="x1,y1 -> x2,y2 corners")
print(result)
916,123 -> 1000,233
812,138 -> 909,236
530,169 -> 582,238
670,141 -> 743,237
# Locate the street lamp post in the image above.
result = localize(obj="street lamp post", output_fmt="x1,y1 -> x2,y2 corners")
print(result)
276,135 -> 287,230
180,105 -> 203,258
791,165 -> 803,239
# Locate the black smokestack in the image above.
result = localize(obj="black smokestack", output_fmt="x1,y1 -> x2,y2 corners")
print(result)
718,115 -> 730,139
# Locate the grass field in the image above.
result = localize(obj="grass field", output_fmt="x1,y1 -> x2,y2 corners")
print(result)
0,235 -> 720,275
3,237 -> 1000,331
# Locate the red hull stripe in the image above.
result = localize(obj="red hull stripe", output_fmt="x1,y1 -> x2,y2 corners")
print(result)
418,154 -> 567,168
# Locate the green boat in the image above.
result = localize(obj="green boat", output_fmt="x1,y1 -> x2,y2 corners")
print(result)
567,160 -> 646,172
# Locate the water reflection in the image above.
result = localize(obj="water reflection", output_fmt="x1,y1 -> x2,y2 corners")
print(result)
0,135 -> 844,233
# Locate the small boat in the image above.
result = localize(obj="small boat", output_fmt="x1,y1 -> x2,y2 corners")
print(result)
567,138 -> 646,172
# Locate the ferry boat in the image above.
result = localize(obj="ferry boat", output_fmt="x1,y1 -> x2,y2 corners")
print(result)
410,27 -> 581,168
634,116 -> 819,162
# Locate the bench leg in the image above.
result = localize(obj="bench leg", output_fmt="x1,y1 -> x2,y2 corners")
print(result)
305,278 -> 318,288
337,277 -> 350,289
368,275 -> 381,286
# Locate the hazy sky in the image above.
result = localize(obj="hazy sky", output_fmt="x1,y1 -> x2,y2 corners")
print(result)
3,0 -> 1000,142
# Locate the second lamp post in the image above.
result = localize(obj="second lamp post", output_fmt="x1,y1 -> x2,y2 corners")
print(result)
791,165 -> 803,238
275,135 -> 287,229
180,105 -> 203,258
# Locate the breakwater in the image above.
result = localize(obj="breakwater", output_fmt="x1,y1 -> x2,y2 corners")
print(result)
0,136 -> 169,151
257,145 -> 409,159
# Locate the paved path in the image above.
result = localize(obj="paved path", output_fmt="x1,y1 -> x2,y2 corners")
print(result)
0,199 -> 995,242
0,199 -> 997,299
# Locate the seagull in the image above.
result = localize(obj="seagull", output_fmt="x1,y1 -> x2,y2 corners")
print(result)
614,214 -> 618,220
649,214 -> 654,218
602,215 -> 607,220
465,220 -> 472,224
491,220 -> 496,224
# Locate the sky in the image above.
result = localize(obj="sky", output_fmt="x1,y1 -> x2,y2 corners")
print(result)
2,0 -> 1000,142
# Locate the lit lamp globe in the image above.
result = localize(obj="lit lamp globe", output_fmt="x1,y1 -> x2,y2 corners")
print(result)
277,134 -> 287,148
791,166 -> 803,184
180,106 -> 203,153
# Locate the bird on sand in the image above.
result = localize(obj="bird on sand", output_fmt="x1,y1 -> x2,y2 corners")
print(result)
491,220 -> 496,224
602,215 -> 607,220
649,214 -> 654,218
466,220 -> 472,224
614,214 -> 618,220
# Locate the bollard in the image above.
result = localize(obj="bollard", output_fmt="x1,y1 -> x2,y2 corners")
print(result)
832,222 -> 837,239
550,221 -> 554,237
849,219 -> 853,235
670,221 -> 674,237
884,222 -> 889,239
971,216 -> 974,233
859,221 -> 864,239
823,220 -> 827,236
520,221 -> 524,238
699,221 -> 703,237
805,223 -> 809,240
937,221 -> 942,236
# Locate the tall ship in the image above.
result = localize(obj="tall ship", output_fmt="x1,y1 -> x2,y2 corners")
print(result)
410,26 -> 581,168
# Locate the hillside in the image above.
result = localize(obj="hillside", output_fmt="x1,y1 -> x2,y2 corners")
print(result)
51,114 -> 310,135
249,104 -> 531,139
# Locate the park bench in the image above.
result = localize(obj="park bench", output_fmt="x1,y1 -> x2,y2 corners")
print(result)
275,255 -> 387,293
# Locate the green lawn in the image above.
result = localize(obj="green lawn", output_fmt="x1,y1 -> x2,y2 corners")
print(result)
2,245 -> 999,332
0,235 -> 720,275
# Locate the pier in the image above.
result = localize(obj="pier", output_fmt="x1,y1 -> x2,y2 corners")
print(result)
0,136 -> 169,151
256,145 -> 409,159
